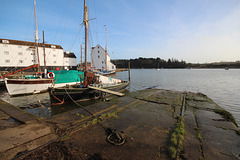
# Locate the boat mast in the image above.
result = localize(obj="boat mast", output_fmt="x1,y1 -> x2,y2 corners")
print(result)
81,44 -> 82,68
43,31 -> 46,70
34,0 -> 40,72
104,25 -> 108,71
84,0 -> 88,87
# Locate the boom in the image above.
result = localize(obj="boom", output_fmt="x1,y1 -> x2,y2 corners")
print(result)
0,64 -> 38,79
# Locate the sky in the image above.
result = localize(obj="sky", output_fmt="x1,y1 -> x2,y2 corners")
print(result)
1,0 -> 240,63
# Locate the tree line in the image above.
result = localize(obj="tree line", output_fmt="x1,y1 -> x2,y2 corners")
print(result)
111,58 -> 240,69
111,57 -> 187,69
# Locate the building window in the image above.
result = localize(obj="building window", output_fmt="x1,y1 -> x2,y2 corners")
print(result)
102,61 -> 104,64
5,60 -> 10,63
3,44 -> 8,47
66,61 -> 68,63
18,46 -> 22,48
26,48 -> 30,51
4,51 -> 9,55
31,52 -> 35,55
51,45 -> 56,48
18,52 -> 23,55
53,61 -> 56,64
19,60 -> 23,63
2,40 -> 9,43
98,50 -> 100,53
32,60 -> 36,63
53,54 -> 56,57
98,55 -> 100,58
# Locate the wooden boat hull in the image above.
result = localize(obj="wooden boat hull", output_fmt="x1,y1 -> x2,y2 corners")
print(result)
49,81 -> 130,105
5,78 -> 54,96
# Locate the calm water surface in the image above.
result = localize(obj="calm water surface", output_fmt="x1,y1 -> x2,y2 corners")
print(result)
116,69 -> 240,127
1,69 -> 239,127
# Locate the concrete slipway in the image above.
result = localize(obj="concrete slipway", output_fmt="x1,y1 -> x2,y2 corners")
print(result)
0,89 -> 239,160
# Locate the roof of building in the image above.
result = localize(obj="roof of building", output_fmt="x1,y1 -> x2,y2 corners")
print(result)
64,51 -> 76,58
0,38 -> 63,49
91,44 -> 109,56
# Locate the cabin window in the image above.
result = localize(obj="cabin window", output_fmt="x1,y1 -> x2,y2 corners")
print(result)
19,60 -> 23,63
18,52 -> 23,55
5,60 -> 10,63
4,51 -> 9,55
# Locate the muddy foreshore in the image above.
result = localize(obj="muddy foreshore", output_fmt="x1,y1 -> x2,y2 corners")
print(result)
0,89 -> 239,160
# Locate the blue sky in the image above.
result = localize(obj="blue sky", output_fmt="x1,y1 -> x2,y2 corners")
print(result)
1,0 -> 240,63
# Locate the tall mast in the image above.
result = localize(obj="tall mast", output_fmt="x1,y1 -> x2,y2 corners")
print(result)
43,31 -> 46,70
34,0 -> 40,71
83,0 -> 88,87
104,25 -> 108,71
81,44 -> 83,68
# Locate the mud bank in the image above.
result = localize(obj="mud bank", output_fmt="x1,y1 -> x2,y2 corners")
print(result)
0,89 -> 239,160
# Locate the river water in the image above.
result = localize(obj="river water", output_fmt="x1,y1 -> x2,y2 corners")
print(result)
116,69 -> 240,127
0,68 -> 239,127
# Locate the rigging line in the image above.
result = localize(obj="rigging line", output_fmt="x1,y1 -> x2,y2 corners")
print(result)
68,23 -> 84,51
93,0 -> 99,44
25,3 -> 34,41
53,0 -> 71,42
60,0 -> 74,44
88,23 -> 94,47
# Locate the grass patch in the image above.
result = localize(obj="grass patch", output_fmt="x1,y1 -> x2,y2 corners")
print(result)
214,109 -> 238,127
168,116 -> 185,159
197,130 -> 202,142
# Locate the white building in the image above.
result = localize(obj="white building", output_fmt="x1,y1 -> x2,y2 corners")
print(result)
0,38 -> 77,71
63,50 -> 77,70
91,44 -> 116,71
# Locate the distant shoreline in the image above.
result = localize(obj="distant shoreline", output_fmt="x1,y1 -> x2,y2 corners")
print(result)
111,58 -> 240,69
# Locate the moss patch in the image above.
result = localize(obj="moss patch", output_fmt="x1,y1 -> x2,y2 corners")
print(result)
214,109 -> 238,127
168,116 -> 185,159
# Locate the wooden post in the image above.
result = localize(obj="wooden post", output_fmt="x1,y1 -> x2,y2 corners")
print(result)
128,61 -> 131,81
